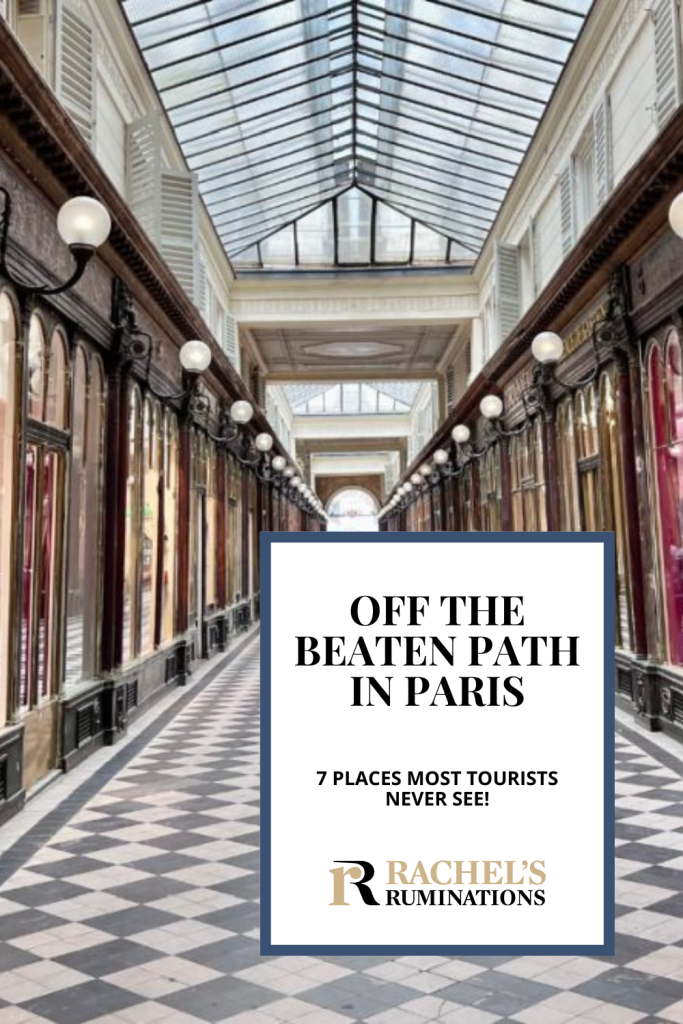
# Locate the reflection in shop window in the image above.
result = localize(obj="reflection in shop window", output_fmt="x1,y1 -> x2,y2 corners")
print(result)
649,334 -> 683,665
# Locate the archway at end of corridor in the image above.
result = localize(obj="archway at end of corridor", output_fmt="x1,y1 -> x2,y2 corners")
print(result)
326,488 -> 380,532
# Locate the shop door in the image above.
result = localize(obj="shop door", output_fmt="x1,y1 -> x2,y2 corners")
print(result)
19,441 -> 65,789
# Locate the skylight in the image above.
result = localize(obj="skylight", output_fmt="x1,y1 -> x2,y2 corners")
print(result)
122,0 -> 594,271
284,380 -> 422,414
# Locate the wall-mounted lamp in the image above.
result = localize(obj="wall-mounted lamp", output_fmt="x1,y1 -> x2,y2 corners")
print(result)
1,190 -> 111,295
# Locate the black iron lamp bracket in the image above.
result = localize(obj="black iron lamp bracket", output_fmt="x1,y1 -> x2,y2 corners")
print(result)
0,187 -> 94,296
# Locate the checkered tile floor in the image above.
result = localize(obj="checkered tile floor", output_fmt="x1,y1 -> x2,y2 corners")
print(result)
2,639 -> 683,1021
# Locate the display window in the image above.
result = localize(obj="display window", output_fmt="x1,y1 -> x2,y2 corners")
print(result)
161,411 -> 179,644
20,318 -> 69,709
0,294 -> 17,723
648,334 -> 683,664
479,446 -> 502,532
65,348 -> 106,687
510,419 -> 547,532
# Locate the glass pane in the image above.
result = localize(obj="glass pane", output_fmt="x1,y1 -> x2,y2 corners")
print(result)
122,388 -> 142,663
338,188 -> 372,263
375,203 -> 411,263
0,295 -> 16,718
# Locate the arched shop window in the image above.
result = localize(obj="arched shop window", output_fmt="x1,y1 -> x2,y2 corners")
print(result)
556,397 -> 582,531
141,398 -> 162,656
227,454 -> 242,604
0,293 -> 17,724
65,348 -> 106,687
188,429 -> 207,628
459,462 -> 476,531
600,369 -> 633,651
206,441 -> 218,613
649,333 -> 683,665
161,411 -> 179,644
510,419 -> 547,532
479,446 -> 502,532
575,383 -> 601,531
20,318 -> 70,709
122,386 -> 143,663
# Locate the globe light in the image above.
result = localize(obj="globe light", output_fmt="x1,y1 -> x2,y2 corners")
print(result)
230,400 -> 254,424
255,432 -> 273,452
179,339 -> 212,374
452,424 -> 471,444
670,192 -> 683,238
57,196 -> 111,249
404,481 -> 413,492
433,448 -> 449,465
531,331 -> 564,365
272,455 -> 286,472
480,394 -> 504,420
283,466 -> 294,478
291,475 -> 301,487
410,473 -> 422,486
419,463 -> 431,477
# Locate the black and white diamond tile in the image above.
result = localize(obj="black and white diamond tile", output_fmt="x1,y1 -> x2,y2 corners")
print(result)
2,640 -> 683,1021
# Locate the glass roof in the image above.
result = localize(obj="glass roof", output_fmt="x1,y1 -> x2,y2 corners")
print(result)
122,0 -> 594,271
284,380 -> 422,414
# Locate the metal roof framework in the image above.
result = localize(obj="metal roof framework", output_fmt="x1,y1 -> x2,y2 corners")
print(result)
121,0 -> 594,272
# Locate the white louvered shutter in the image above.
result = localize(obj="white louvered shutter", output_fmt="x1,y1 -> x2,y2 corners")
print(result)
223,313 -> 238,368
494,243 -> 521,345
531,216 -> 542,295
126,115 -> 199,301
16,0 -> 47,75
126,114 -> 162,240
654,0 -> 681,128
594,96 -> 613,207
445,367 -> 455,412
559,163 -> 574,257
197,259 -> 207,321
57,1 -> 95,144
160,170 -> 199,300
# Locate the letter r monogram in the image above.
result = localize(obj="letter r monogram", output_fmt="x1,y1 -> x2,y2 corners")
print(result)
329,860 -> 380,905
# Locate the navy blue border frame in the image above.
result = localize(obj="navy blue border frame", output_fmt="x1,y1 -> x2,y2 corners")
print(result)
260,531 -> 616,956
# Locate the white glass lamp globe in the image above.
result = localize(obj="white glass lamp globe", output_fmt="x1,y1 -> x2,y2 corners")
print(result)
452,424 -> 471,444
255,432 -> 273,452
291,475 -> 301,487
531,331 -> 564,364
57,196 -> 111,249
670,193 -> 683,238
434,448 -> 449,465
230,400 -> 253,424
179,339 -> 212,374
480,394 -> 504,420
404,481 -> 413,492
419,463 -> 431,477
283,466 -> 294,478
410,473 -> 422,486
272,455 -> 286,472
